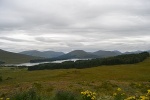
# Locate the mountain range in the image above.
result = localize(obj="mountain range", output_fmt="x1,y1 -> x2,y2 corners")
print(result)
29,50 -> 123,63
0,49 -> 149,64
20,50 -> 122,59
20,50 -> 64,58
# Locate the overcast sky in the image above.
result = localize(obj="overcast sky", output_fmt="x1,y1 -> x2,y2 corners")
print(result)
0,0 -> 150,53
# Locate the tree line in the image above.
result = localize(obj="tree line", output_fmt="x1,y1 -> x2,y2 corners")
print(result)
28,52 -> 149,71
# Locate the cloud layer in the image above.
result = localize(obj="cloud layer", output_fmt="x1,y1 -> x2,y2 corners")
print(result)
0,0 -> 150,52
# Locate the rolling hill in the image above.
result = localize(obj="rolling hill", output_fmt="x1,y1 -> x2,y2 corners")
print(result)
20,50 -> 64,58
0,49 -> 40,64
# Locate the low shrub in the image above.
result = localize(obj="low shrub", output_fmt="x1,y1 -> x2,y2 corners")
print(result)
53,90 -> 77,100
11,88 -> 41,100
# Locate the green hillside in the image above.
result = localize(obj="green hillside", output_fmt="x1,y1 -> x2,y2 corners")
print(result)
0,49 -> 40,64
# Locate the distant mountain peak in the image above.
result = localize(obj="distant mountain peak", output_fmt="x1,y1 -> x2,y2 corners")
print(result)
56,50 -> 98,59
93,50 -> 122,57
68,50 -> 87,55
20,50 -> 64,58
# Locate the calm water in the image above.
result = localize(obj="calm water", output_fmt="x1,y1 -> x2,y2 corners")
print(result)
14,59 -> 87,66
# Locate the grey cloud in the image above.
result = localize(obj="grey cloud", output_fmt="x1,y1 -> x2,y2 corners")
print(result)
1,0 -> 149,30
0,37 -> 33,42
0,0 -> 150,52
35,35 -> 96,43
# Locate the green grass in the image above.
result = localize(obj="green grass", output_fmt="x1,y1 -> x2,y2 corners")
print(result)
0,57 -> 150,98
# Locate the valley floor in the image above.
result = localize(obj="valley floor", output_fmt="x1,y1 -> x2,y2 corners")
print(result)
0,58 -> 150,99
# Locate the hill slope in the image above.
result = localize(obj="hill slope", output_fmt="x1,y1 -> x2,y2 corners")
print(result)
0,49 -> 39,64
20,50 -> 64,58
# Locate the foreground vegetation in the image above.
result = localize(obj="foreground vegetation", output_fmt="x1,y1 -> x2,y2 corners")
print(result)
0,57 -> 150,99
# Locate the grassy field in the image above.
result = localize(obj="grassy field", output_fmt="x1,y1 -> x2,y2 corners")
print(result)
0,57 -> 150,99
